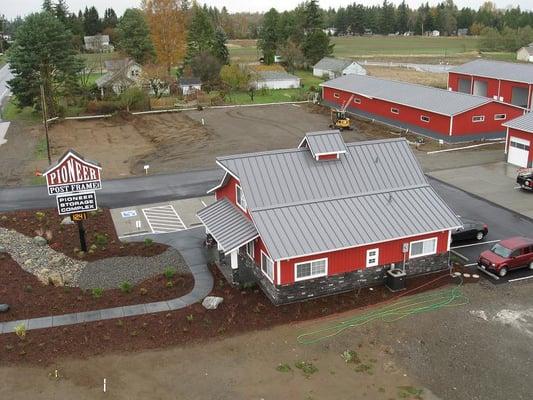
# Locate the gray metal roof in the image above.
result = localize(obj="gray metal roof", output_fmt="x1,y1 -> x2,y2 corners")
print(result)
450,59 -> 533,84
252,185 -> 460,260
256,71 -> 300,82
320,74 -> 491,116
214,136 -> 461,260
314,57 -> 353,72
197,198 -> 258,254
503,112 -> 533,133
299,130 -> 348,157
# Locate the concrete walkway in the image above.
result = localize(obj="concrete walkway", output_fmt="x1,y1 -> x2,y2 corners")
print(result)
0,227 -> 213,334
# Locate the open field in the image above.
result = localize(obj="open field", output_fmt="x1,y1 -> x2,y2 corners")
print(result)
80,51 -> 122,72
365,65 -> 448,88
228,36 -> 515,64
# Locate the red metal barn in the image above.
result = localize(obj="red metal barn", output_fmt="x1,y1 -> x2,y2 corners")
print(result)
503,113 -> 533,168
197,131 -> 461,305
448,59 -> 533,110
320,75 -> 524,143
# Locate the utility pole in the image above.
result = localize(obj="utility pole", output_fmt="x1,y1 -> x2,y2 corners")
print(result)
40,84 -> 52,165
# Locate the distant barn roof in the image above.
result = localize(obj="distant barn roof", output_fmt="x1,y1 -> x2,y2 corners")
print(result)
450,59 -> 533,84
214,134 -> 460,260
320,74 -> 493,116
314,57 -> 353,72
256,71 -> 300,81
503,112 -> 533,133
178,77 -> 202,86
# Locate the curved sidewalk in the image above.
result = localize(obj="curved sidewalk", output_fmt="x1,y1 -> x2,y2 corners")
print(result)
0,228 -> 213,334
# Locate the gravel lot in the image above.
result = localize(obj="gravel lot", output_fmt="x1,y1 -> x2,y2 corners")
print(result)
77,248 -> 190,289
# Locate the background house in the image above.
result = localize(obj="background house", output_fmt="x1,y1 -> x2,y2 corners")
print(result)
448,59 -> 533,109
321,74 -> 524,142
83,35 -> 114,53
178,77 -> 202,96
96,58 -> 142,96
198,131 -> 461,305
253,71 -> 300,90
313,57 -> 367,79
517,45 -> 533,63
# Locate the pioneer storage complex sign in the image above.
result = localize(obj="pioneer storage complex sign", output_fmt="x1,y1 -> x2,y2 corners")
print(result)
43,150 -> 102,214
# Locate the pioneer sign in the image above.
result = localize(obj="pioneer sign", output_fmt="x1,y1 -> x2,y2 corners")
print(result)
56,191 -> 98,215
42,150 -> 102,196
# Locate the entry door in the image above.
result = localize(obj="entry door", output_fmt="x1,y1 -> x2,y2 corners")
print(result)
508,136 -> 530,167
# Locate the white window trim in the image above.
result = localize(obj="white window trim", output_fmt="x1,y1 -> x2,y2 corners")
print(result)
494,113 -> 506,120
260,250 -> 274,283
420,115 -> 430,123
245,240 -> 254,259
472,115 -> 485,123
354,98 -> 361,104
366,248 -> 380,267
409,237 -> 438,259
391,107 -> 399,115
235,184 -> 247,212
294,258 -> 328,282
333,92 -> 340,99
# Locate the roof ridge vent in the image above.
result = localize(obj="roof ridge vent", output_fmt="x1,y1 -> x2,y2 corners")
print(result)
298,130 -> 348,162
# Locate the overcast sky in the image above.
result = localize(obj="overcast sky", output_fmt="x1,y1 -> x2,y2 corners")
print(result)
3,0 -> 533,19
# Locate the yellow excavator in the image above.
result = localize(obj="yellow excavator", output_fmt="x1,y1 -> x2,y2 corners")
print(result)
329,95 -> 354,131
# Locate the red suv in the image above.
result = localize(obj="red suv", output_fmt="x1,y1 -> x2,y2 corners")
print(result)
478,237 -> 533,277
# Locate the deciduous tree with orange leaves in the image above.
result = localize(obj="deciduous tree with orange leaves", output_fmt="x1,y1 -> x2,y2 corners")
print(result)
143,0 -> 187,74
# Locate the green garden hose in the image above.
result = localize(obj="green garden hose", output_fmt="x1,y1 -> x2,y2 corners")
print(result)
296,276 -> 468,345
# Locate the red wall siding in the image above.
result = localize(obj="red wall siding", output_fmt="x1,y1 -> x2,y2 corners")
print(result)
473,77 -> 499,98
279,230 -> 450,285
452,102 -> 524,136
317,153 -> 339,160
506,128 -> 533,165
498,80 -> 531,107
215,175 -> 252,219
323,87 -> 451,135
448,72 -> 471,92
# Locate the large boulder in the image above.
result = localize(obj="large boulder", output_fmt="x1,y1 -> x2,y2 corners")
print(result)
61,216 -> 74,225
202,296 -> 224,310
0,304 -> 9,313
48,272 -> 64,286
36,268 -> 51,285
33,236 -> 48,246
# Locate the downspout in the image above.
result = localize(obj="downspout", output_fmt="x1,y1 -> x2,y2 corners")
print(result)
449,115 -> 454,136
504,127 -> 509,155
497,79 -> 501,101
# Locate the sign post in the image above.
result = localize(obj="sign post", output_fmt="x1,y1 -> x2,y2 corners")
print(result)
42,150 -> 102,253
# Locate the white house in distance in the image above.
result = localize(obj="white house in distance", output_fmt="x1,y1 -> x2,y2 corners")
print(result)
253,71 -> 301,90
96,59 -> 142,96
84,35 -> 114,53
178,77 -> 202,96
517,44 -> 533,63
313,57 -> 367,79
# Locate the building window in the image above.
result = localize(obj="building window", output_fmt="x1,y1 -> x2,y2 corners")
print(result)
391,108 -> 399,114
472,115 -> 485,123
245,241 -> 254,259
261,251 -> 274,282
366,248 -> 379,267
354,98 -> 361,104
236,184 -> 247,211
510,140 -> 530,151
333,92 -> 340,99
409,237 -> 438,259
420,115 -> 430,123
494,114 -> 506,120
295,258 -> 327,281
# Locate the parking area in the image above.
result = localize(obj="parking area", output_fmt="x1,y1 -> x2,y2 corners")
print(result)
110,195 -> 214,238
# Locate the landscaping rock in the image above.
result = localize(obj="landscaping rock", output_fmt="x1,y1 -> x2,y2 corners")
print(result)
0,304 -> 9,313
61,216 -> 74,225
0,245 -> 6,253
48,272 -> 64,286
202,296 -> 224,310
33,236 -> 48,246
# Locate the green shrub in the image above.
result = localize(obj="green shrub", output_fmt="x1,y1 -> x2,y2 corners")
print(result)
86,100 -> 121,114
94,232 -> 108,247
144,238 -> 154,247
165,280 -> 174,288
35,211 -> 46,221
276,363 -> 292,373
295,361 -> 318,377
91,287 -> 104,298
163,267 -> 177,279
341,350 -> 361,364
14,324 -> 26,340
119,282 -> 133,294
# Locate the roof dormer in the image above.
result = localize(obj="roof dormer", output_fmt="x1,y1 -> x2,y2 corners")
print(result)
298,130 -> 347,161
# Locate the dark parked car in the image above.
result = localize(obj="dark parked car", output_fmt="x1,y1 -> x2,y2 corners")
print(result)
517,169 -> 533,191
478,237 -> 533,277
451,218 -> 488,243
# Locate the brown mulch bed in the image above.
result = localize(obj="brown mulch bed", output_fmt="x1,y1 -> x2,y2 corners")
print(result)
0,208 -> 168,261
0,253 -> 194,322
0,264 -> 475,365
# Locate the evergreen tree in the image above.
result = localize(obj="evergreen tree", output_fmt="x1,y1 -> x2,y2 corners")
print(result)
84,6 -> 101,35
257,8 -> 279,64
212,28 -> 230,65
185,4 -> 215,63
42,0 -> 53,13
8,12 -> 83,116
397,1 -> 409,33
302,29 -> 333,64
379,0 -> 396,34
116,8 -> 155,64
54,0 -> 69,24
102,8 -> 118,29
303,0 -> 323,31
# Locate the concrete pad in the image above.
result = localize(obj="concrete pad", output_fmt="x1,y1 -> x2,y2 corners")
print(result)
166,298 -> 187,309
429,162 -> 533,219
79,310 -> 102,323
0,320 -> 27,334
27,316 -> 53,330
100,307 -> 125,320
144,301 -> 171,314
52,313 -> 79,327
122,304 -> 148,317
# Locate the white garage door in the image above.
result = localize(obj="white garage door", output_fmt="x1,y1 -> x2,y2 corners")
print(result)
508,136 -> 530,167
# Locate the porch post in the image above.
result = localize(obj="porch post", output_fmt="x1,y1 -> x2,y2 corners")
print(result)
230,250 -> 239,270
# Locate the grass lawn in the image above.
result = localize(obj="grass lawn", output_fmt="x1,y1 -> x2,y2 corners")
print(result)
1,99 -> 41,122
80,51 -> 121,71
0,54 -> 6,68
294,70 -> 324,88
221,88 -> 307,105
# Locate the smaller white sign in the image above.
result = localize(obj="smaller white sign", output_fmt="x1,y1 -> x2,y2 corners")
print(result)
121,210 -> 138,218
402,243 -> 409,253
56,191 -> 97,215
